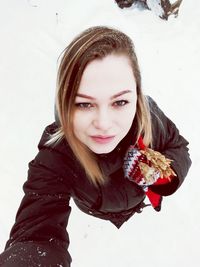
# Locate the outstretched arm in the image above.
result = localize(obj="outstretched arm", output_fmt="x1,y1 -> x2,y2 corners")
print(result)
0,150 -> 73,266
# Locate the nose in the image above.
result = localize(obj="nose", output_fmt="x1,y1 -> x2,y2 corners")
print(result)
92,108 -> 112,131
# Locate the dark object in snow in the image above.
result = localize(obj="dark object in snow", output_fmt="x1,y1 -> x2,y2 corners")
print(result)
115,0 -> 135,8
115,0 -> 183,20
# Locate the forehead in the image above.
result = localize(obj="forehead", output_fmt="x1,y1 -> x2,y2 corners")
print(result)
77,53 -> 136,97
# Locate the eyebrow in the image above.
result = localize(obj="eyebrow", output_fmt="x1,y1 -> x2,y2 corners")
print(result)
76,90 -> 133,100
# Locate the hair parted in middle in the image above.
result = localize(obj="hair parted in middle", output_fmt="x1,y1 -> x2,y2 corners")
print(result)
46,25 -> 152,186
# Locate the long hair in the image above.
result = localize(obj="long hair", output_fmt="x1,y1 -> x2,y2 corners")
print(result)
45,26 -> 152,185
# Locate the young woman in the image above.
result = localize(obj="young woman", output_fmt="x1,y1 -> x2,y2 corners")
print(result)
0,26 -> 191,266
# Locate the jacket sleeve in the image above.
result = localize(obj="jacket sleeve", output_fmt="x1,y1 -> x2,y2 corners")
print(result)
0,149 -> 73,267
147,96 -> 192,196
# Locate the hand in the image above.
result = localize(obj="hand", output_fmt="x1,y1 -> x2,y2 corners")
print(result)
123,137 -> 176,211
123,146 -> 161,188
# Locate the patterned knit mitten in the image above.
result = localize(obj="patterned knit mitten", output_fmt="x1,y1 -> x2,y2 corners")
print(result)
123,137 -> 176,211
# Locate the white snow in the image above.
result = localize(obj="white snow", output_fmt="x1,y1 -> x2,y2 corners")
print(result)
146,0 -> 164,18
0,0 -> 199,266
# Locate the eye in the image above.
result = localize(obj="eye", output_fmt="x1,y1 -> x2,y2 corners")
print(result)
113,100 -> 129,107
75,102 -> 94,110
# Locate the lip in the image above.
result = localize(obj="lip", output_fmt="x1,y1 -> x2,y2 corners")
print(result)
90,135 -> 115,144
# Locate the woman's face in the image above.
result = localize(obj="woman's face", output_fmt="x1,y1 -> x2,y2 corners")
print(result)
73,53 -> 137,154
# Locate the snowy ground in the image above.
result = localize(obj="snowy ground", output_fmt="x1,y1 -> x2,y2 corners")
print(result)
0,0 -> 199,266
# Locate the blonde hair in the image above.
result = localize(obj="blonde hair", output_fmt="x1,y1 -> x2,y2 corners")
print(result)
45,26 -> 152,185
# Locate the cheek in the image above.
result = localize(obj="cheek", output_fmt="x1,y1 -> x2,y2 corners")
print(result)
119,105 -> 136,129
73,113 -> 82,133
120,117 -> 134,133
73,112 -> 91,134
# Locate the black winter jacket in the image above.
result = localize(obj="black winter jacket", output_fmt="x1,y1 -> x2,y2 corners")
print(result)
0,97 -> 191,267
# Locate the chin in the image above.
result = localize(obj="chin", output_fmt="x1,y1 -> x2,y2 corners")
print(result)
89,144 -> 116,154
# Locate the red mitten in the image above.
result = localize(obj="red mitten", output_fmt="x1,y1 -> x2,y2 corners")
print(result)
123,137 -> 176,211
